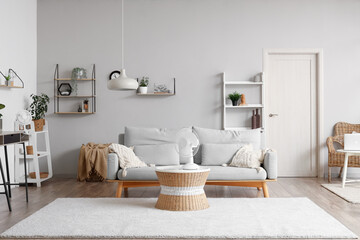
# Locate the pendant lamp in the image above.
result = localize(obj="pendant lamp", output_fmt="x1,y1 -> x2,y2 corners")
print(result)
108,0 -> 138,90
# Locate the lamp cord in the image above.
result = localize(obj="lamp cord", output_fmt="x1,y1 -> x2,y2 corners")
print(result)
122,0 -> 124,69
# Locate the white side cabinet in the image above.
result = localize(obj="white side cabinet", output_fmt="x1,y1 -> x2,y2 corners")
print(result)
14,120 -> 53,187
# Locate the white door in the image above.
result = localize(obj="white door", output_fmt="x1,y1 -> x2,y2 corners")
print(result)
265,52 -> 318,177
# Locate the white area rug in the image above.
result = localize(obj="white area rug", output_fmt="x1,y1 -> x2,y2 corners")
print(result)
322,183 -> 360,204
1,198 -> 356,239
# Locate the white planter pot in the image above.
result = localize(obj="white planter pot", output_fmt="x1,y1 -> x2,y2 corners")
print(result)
139,87 -> 148,94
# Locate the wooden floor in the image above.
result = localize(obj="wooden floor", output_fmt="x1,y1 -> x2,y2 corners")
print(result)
0,177 -> 359,240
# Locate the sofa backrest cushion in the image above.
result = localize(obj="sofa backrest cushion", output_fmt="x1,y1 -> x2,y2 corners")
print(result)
201,143 -> 243,166
134,144 -> 180,166
124,126 -> 193,164
193,127 -> 261,164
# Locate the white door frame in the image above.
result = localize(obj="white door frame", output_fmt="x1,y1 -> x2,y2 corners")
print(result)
263,48 -> 324,178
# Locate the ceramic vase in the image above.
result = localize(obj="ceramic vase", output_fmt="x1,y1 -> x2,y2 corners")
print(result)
139,87 -> 148,94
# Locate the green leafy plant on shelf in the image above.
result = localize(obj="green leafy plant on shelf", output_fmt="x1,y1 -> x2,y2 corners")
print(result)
139,77 -> 149,87
29,93 -> 50,132
0,103 -> 5,119
228,91 -> 241,106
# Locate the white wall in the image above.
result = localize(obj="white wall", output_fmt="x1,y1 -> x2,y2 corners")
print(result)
0,0 -> 37,185
37,0 -> 360,177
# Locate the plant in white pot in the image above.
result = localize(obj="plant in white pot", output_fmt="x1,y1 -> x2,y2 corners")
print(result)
29,93 -> 50,132
138,77 -> 149,94
0,103 -> 5,131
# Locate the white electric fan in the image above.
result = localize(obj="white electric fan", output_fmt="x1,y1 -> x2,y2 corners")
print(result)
176,128 -> 200,170
16,110 -> 32,134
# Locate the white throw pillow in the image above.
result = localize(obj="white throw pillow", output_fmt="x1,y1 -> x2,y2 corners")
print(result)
109,143 -> 147,177
229,144 -> 263,170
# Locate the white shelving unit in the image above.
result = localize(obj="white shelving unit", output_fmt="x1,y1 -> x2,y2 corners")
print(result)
222,72 -> 265,131
14,120 -> 53,187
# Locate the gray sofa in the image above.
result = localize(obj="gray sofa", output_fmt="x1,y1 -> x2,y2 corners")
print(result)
107,126 -> 277,198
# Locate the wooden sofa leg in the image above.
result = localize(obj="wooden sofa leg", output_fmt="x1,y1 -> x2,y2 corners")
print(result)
257,187 -> 262,191
328,167 -> 331,183
262,182 -> 269,198
116,182 -> 123,198
124,187 -> 129,197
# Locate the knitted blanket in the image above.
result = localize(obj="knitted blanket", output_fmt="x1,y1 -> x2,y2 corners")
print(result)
77,142 -> 111,182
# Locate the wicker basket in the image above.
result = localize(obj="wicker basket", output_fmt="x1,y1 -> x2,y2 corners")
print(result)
155,170 -> 209,211
29,172 -> 48,179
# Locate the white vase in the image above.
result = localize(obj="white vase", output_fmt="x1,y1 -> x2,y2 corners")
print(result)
139,86 -> 148,94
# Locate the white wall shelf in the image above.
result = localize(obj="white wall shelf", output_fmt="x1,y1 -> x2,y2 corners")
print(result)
222,72 -> 265,131
225,81 -> 263,85
225,104 -> 263,109
14,120 -> 53,187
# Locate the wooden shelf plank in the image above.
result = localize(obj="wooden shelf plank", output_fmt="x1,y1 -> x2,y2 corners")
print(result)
54,78 -> 95,81
224,81 -> 263,85
136,93 -> 175,96
55,112 -> 95,114
0,85 -> 24,88
55,95 -> 95,98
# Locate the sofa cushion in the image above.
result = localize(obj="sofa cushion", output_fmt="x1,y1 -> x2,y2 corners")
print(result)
117,165 -> 266,181
124,126 -> 193,164
134,144 -> 180,166
201,143 -> 243,166
193,127 -> 261,164
229,144 -> 262,169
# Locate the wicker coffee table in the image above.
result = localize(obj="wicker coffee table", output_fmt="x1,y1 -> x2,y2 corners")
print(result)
155,166 -> 210,211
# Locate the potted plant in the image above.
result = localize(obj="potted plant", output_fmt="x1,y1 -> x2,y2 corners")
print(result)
71,67 -> 87,95
29,93 -> 50,132
4,75 -> 13,86
228,91 -> 241,106
138,77 -> 149,94
0,103 -> 5,131
83,99 -> 89,113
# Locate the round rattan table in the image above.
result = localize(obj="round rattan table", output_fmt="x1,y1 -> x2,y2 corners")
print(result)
155,166 -> 210,211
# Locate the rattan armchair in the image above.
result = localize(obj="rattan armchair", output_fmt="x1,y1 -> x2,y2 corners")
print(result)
327,122 -> 360,182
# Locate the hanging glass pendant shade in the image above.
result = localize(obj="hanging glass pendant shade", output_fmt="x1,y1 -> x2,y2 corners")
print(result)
108,69 -> 138,90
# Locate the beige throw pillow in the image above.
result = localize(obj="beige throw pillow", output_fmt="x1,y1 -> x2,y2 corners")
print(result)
229,144 -> 263,170
109,143 -> 147,177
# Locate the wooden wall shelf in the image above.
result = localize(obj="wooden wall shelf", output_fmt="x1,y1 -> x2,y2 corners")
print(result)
55,78 -> 95,81
55,95 -> 95,98
55,112 -> 94,114
136,93 -> 175,96
136,78 -> 176,96
54,64 -> 96,114
0,85 -> 24,89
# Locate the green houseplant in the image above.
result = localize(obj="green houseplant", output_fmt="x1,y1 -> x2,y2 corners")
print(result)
29,93 -> 50,132
0,103 -> 5,131
138,77 -> 149,94
228,91 -> 241,106
4,75 -> 13,86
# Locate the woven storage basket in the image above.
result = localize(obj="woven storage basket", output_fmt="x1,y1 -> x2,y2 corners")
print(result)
155,170 -> 209,211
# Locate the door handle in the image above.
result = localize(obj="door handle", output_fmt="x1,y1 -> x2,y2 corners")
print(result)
269,113 -> 279,117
